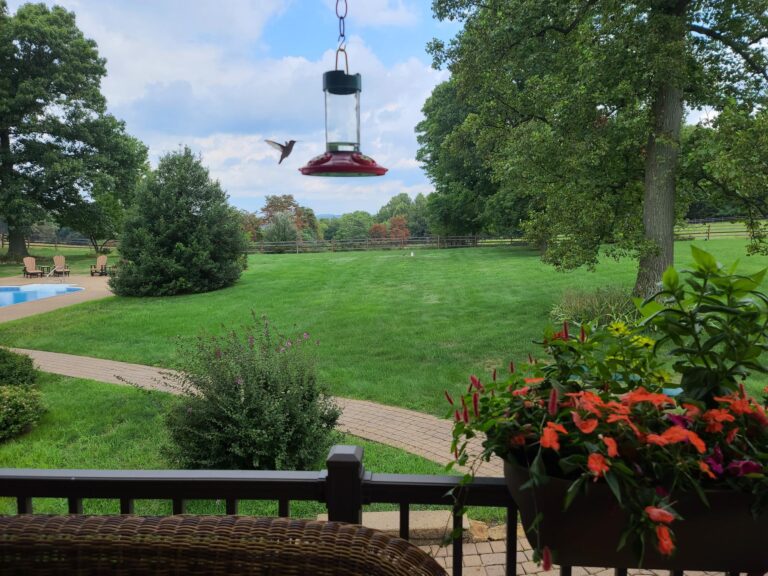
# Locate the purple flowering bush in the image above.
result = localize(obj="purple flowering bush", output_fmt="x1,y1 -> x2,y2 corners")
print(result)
164,315 -> 340,470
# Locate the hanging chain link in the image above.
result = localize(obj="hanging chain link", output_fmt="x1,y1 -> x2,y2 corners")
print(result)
335,0 -> 349,73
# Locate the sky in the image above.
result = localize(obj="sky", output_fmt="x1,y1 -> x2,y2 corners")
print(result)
7,0 -> 458,216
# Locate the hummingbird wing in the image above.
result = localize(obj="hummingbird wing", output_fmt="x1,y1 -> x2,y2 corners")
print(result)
265,139 -> 285,152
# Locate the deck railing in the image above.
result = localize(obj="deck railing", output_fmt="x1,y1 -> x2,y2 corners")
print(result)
0,445 -> 514,576
0,445 -> 747,576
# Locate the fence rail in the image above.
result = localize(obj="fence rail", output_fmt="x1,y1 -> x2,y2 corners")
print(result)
249,236 -> 526,254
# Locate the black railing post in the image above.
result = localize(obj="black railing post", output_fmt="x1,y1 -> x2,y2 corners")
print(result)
325,445 -> 364,524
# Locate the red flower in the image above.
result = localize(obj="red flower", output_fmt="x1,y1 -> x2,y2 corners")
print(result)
444,390 -> 454,406
542,546 -> 552,571
579,325 -> 586,342
602,436 -> 618,458
512,386 -> 531,396
524,377 -> 545,385
566,391 -> 604,415
725,427 -> 739,444
702,408 -> 735,433
541,421 -> 567,451
547,388 -> 559,416
470,375 -> 483,391
656,525 -> 675,556
587,453 -> 609,479
492,368 -> 497,382
472,392 -> 480,418
572,411 -> 598,434
644,506 -> 675,524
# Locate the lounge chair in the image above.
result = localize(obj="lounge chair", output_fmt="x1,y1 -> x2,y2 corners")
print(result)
0,515 -> 447,575
52,255 -> 70,277
90,254 -> 108,276
22,257 -> 43,278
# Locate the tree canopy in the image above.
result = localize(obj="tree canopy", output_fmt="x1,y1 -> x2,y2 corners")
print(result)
427,0 -> 768,294
0,1 -> 146,259
110,147 -> 247,297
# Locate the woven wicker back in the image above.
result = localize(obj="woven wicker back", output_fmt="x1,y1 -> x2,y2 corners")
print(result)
0,515 -> 447,576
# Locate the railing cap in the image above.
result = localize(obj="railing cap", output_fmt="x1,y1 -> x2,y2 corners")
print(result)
326,445 -> 363,465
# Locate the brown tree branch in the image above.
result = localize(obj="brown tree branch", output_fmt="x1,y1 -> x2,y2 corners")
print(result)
689,24 -> 768,81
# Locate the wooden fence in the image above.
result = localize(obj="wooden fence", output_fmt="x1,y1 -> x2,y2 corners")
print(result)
248,236 -> 527,254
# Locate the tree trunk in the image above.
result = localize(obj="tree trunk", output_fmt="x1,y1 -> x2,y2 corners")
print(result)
633,3 -> 687,297
1,127 -> 29,260
6,227 -> 28,260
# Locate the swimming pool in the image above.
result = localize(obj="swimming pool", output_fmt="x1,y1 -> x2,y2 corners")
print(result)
0,284 -> 84,307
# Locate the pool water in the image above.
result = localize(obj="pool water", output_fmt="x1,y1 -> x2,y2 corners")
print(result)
0,284 -> 84,307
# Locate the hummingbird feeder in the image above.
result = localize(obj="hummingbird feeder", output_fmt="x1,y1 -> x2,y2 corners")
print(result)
300,0 -> 387,177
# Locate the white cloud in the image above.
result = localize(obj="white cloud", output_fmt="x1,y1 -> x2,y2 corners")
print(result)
6,0 -> 446,214
323,0 -> 419,27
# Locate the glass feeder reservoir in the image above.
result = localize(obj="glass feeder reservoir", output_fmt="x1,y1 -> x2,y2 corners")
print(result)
300,70 -> 387,177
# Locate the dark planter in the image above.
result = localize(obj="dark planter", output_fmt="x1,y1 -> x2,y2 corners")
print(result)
504,460 -> 768,571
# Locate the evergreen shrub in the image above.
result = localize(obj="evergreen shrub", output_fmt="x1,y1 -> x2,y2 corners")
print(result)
164,316 -> 340,470
110,146 -> 248,296
0,347 -> 36,387
0,386 -> 44,441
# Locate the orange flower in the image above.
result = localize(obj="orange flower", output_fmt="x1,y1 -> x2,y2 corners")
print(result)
524,377 -> 545,385
714,394 -> 755,416
660,426 -> 706,454
624,387 -> 675,408
511,386 -> 530,396
725,427 -> 739,444
682,403 -> 701,418
702,408 -> 736,433
644,506 -> 675,524
566,391 -> 605,415
572,411 -> 599,434
587,453 -> 609,479
699,460 -> 717,479
655,525 -> 675,556
540,422 -> 567,451
606,413 -> 641,438
509,433 -> 527,447
602,436 -> 619,457
646,433 -> 669,446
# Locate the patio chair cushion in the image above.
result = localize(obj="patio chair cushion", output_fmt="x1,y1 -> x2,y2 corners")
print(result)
0,515 -> 447,575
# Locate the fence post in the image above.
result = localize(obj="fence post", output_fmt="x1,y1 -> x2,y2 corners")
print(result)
326,445 -> 364,524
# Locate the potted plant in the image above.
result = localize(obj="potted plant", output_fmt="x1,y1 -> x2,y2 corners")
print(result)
449,247 -> 768,571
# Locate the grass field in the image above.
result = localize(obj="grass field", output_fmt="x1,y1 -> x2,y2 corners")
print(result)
0,374 -> 474,519
1,238 -> 765,414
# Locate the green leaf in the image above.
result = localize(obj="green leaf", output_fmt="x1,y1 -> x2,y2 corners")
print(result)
662,266 -> 679,290
604,471 -> 622,505
691,245 -> 718,272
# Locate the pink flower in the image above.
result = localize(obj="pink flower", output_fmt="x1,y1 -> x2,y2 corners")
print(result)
548,388 -> 559,416
726,460 -> 762,477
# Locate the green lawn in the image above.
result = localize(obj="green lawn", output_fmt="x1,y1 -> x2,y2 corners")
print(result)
0,239 -> 765,414
0,244 -> 102,277
0,374 -> 472,519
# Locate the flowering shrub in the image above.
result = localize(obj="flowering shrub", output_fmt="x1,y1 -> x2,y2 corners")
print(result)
164,315 -> 340,470
449,248 -> 768,563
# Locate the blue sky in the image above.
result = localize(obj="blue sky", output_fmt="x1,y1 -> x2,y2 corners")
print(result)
7,0 -> 458,215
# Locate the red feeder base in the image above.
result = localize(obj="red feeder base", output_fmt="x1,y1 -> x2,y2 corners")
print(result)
299,151 -> 387,177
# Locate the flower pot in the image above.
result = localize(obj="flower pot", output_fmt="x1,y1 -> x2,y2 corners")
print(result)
504,460 -> 768,571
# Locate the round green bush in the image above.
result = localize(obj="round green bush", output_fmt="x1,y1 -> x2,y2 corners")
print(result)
0,347 -> 37,387
0,385 -> 45,442
164,316 -> 340,470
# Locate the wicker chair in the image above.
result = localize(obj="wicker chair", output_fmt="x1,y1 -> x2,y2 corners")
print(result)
0,515 -> 447,575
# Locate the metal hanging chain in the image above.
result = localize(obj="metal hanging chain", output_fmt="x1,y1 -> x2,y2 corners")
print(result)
335,0 -> 349,73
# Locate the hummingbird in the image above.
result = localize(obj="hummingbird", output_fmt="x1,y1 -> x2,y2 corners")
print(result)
265,139 -> 297,164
